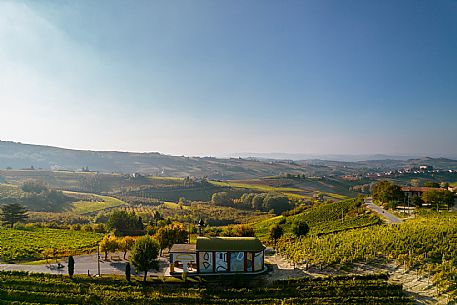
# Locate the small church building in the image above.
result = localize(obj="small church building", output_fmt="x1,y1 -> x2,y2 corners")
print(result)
169,236 -> 265,275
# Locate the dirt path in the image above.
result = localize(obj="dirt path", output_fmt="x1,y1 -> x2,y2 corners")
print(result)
265,254 -> 450,304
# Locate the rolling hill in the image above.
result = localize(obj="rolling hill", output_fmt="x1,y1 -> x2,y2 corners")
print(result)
1,141 -> 457,180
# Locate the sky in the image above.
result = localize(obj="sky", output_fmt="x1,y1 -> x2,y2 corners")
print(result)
0,0 -> 456,157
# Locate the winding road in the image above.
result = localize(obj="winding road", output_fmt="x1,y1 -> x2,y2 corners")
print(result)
364,197 -> 402,224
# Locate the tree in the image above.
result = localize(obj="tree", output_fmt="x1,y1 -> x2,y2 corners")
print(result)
410,196 -> 424,207
422,190 -> 455,210
269,224 -> 284,249
99,235 -> 119,260
68,256 -> 74,279
221,224 -> 255,237
0,203 -> 28,227
21,180 -> 49,193
211,192 -> 232,206
152,211 -> 162,226
263,194 -> 291,214
125,262 -> 131,282
410,179 -> 420,187
107,210 -> 144,236
130,236 -> 160,282
118,236 -> 136,259
155,223 -> 188,255
291,219 -> 309,237
372,181 -> 403,206
241,193 -> 256,207
424,181 -> 440,188
251,194 -> 265,210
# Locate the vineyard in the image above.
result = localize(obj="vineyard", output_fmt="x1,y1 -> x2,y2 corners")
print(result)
252,198 -> 381,241
0,228 -> 103,261
118,202 -> 273,226
276,212 -> 457,300
0,271 -> 412,304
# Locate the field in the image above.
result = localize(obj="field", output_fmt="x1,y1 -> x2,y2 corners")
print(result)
67,192 -> 128,214
276,212 -> 457,300
210,179 -> 350,201
0,227 -> 103,262
0,271 -> 413,304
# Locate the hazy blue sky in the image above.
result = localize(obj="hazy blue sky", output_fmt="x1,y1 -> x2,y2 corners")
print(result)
1,0 -> 456,157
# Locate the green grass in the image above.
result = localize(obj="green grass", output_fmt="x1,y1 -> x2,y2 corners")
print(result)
162,201 -> 189,210
251,215 -> 285,240
66,192 -> 127,214
321,192 -> 348,200
0,227 -> 103,261
210,180 -> 311,200
211,180 -> 304,193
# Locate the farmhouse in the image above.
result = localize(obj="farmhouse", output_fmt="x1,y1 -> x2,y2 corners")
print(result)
169,236 -> 265,275
401,186 -> 446,200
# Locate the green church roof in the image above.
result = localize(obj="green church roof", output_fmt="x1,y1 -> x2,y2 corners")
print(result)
196,237 -> 265,252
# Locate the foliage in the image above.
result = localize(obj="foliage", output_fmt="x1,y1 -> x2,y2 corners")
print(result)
421,189 -> 455,209
410,196 -> 423,207
211,192 -> 232,206
291,219 -> 309,237
129,235 -> 160,282
269,224 -> 284,247
372,180 -> 403,206
221,224 -> 255,237
239,192 -> 291,214
118,236 -> 136,259
68,256 -> 74,279
21,180 -> 49,193
424,181 -> 440,188
0,227 -> 102,261
107,210 -> 144,236
99,235 -> 119,260
0,271 -> 413,304
155,223 -> 188,252
0,203 -> 28,227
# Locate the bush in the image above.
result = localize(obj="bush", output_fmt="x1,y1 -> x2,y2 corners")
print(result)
291,219 -> 309,237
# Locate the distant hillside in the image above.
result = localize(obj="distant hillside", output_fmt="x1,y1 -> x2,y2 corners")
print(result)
0,141 -> 312,179
1,141 -> 456,179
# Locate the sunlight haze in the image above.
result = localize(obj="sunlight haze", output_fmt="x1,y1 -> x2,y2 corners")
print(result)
1,0 -> 456,157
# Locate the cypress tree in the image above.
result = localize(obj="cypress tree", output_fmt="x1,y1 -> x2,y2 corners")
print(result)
125,262 -> 131,282
68,256 -> 75,279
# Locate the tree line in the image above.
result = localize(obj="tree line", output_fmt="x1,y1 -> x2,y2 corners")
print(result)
211,191 -> 291,214
372,180 -> 455,209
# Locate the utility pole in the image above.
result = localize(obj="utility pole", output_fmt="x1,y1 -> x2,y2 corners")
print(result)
97,244 -> 100,277
341,208 -> 344,223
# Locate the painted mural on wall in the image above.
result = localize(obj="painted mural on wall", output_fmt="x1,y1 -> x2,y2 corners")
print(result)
215,251 -> 228,272
198,251 -> 213,273
230,251 -> 245,272
246,252 -> 253,272
254,251 -> 263,271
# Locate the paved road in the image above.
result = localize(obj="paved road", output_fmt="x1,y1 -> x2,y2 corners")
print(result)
365,197 -> 402,224
0,252 -> 168,276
